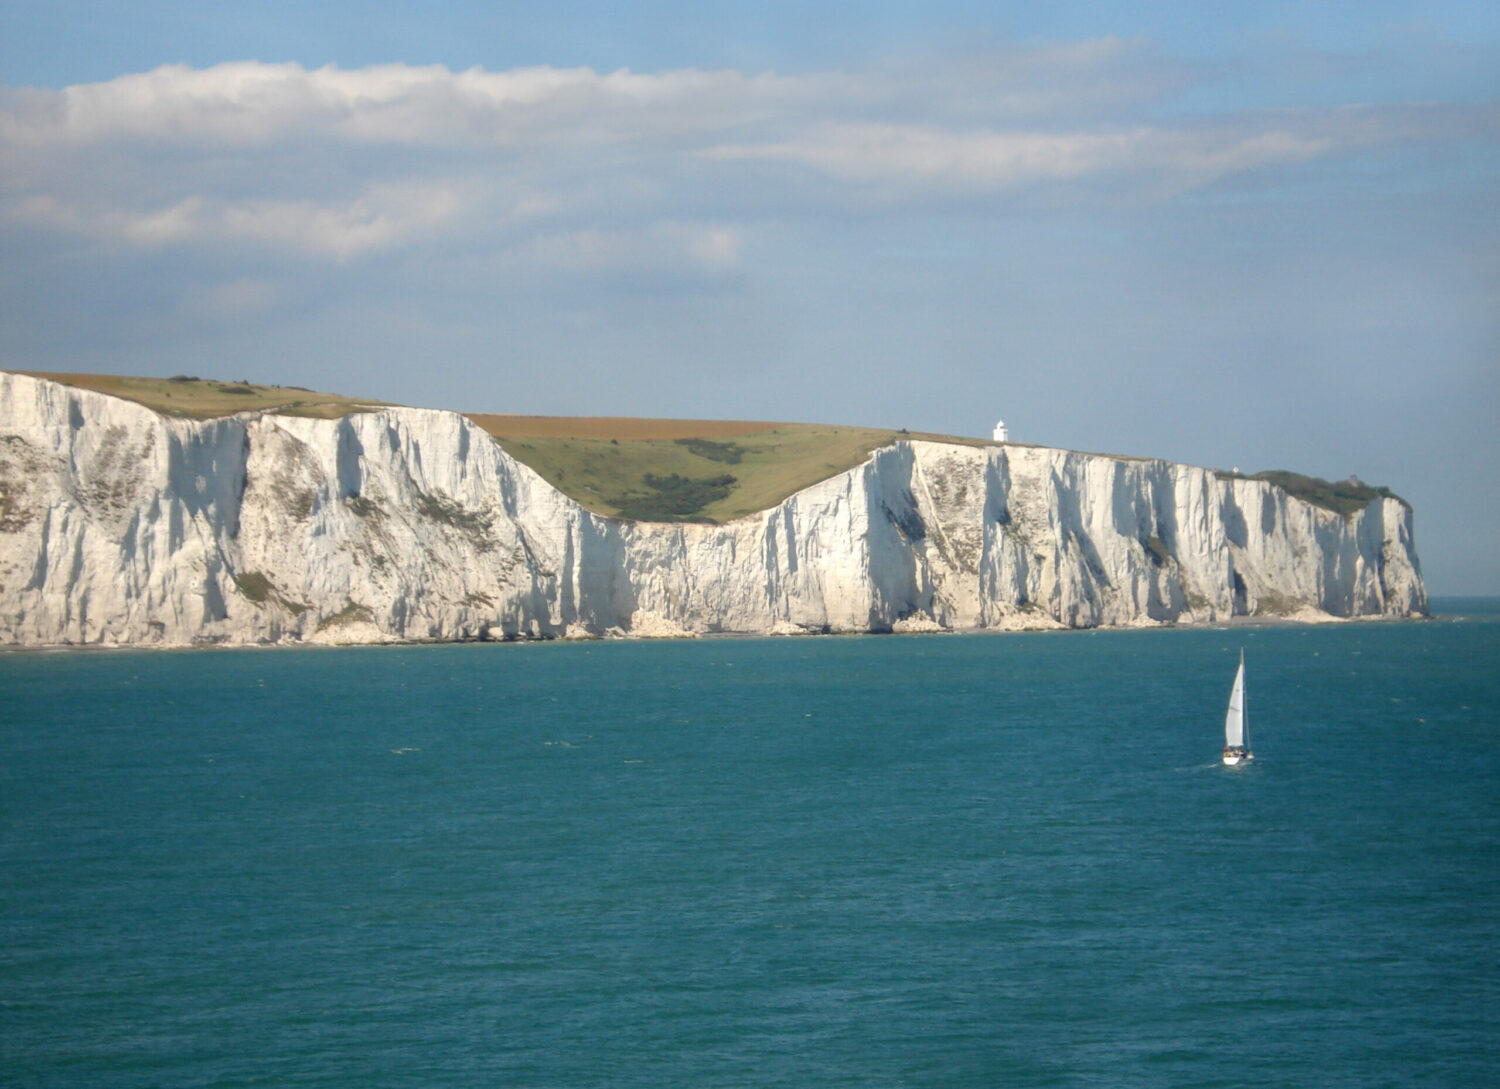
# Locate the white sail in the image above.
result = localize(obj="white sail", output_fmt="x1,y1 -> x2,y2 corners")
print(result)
1224,654 -> 1245,749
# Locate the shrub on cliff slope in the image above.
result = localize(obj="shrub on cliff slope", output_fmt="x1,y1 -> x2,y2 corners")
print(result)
1216,469 -> 1407,517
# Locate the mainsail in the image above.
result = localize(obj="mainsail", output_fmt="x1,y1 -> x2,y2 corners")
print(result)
1225,653 -> 1246,749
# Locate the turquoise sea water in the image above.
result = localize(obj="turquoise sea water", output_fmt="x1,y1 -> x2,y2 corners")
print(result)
3,603 -> 1498,1087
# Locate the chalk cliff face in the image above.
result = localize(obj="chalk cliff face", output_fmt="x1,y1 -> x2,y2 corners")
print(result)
0,372 -> 1426,646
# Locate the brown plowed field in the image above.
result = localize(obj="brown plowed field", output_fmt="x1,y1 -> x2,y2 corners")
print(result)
467,415 -> 785,441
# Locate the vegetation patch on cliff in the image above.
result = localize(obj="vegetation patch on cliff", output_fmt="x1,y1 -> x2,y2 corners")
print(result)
23,372 -> 384,421
416,492 -> 497,549
317,601 -> 375,632
233,571 -> 308,614
472,417 -> 984,524
1251,589 -> 1302,617
672,437 -> 747,464
0,435 -> 45,532
608,473 -> 738,522
1142,535 -> 1172,567
1216,469 -> 1408,518
78,425 -> 153,517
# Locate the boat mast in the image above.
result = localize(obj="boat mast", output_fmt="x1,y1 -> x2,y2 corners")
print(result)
1240,648 -> 1248,751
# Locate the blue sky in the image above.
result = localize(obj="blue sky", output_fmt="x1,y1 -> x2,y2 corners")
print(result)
2,2 -> 1497,592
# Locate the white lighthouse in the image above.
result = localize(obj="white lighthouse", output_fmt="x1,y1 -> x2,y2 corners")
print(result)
992,419 -> 1008,442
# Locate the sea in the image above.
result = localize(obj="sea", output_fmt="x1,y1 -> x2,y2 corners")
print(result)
3,601 -> 1497,1088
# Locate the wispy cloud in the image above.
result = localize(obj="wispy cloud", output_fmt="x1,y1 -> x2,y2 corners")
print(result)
705,103 -> 1497,195
14,181 -> 469,260
1,51 -> 1494,266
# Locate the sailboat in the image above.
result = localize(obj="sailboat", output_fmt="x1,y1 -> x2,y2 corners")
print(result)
1222,649 -> 1252,766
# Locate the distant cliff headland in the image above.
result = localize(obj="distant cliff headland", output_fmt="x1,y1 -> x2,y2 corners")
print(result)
0,371 -> 1427,647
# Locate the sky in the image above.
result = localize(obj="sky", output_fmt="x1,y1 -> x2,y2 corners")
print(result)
2,2 -> 1497,594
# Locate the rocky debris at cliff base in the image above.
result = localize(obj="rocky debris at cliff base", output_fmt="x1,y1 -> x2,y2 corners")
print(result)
627,611 -> 698,639
892,615 -> 948,633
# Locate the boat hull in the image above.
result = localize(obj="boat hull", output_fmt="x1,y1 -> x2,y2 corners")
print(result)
1222,749 -> 1252,766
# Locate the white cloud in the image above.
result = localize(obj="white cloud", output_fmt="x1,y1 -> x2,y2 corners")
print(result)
8,181 -> 469,260
0,61 -> 811,150
1,55 -> 1493,266
702,104 -> 1491,193
704,124 -> 1145,188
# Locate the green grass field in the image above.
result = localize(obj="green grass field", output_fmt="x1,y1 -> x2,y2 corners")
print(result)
473,419 -> 984,522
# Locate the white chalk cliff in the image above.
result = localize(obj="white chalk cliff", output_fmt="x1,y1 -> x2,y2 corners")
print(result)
0,372 -> 1426,646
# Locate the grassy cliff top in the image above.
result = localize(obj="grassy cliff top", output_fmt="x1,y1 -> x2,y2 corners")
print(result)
14,371 -> 1404,523
17,372 -> 385,420
16,371 -> 980,523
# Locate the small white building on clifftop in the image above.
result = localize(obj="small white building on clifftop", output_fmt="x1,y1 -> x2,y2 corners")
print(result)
992,419 -> 1008,442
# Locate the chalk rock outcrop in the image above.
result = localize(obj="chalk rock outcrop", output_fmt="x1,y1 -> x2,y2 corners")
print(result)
0,372 -> 1427,646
